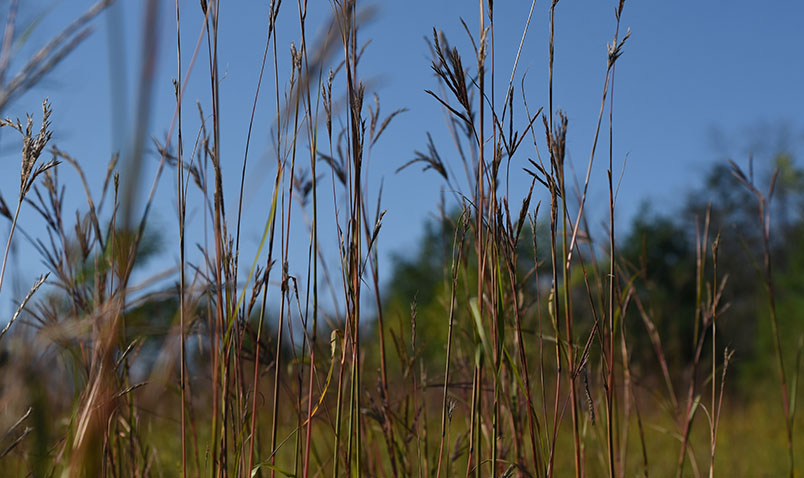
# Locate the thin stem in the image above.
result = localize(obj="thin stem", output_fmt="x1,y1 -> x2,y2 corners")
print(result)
0,201 -> 21,295
174,0 -> 186,475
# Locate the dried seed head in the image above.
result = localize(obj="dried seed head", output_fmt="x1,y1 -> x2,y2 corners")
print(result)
712,232 -> 721,259
607,29 -> 631,67
1,99 -> 57,201
477,26 -> 489,71
410,295 -> 417,351
583,366 -> 595,424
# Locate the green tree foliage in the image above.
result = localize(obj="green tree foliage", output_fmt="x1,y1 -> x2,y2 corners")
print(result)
379,153 -> 804,395
619,206 -> 698,370
377,215 -> 467,376
375,211 -> 542,376
622,153 -> 804,391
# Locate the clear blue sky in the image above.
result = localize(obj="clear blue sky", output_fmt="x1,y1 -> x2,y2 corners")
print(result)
1,0 -> 802,311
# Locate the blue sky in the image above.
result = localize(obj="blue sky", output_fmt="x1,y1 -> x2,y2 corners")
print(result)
0,0 -> 802,312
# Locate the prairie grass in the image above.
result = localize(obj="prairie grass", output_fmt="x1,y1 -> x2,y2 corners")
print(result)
0,1 -> 800,477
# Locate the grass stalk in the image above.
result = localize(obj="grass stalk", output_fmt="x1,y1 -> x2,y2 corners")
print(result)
729,159 -> 795,477
174,1 -> 188,475
436,211 -> 468,478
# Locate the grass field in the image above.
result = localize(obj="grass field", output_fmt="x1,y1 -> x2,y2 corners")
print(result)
0,1 -> 801,477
